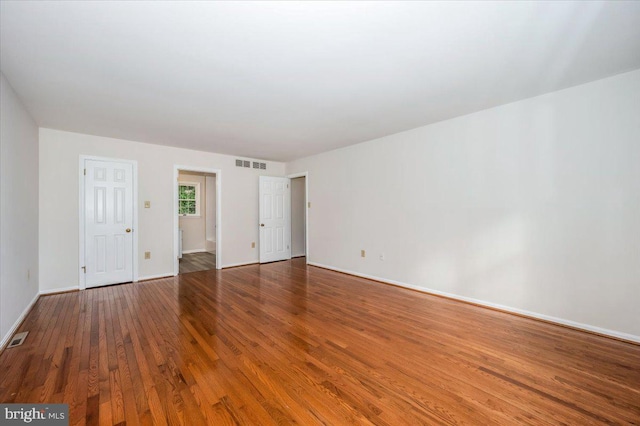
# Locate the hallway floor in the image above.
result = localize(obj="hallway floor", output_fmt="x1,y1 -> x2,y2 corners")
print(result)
179,252 -> 216,274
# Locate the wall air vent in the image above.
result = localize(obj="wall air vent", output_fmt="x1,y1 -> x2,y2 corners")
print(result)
7,331 -> 28,348
236,159 -> 266,170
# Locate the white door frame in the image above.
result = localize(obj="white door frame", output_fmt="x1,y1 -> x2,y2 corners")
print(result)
173,165 -> 222,274
79,155 -> 139,290
287,171 -> 309,264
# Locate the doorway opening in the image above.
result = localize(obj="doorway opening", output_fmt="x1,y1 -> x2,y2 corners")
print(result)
290,175 -> 306,259
287,172 -> 308,263
173,166 -> 221,275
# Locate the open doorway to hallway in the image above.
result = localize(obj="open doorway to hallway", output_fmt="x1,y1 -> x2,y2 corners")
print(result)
175,169 -> 219,274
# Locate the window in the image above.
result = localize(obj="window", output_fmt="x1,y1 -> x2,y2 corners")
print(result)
178,182 -> 200,216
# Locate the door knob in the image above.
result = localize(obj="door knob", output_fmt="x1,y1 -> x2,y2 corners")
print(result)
126,228 -> 132,233
260,224 -> 265,227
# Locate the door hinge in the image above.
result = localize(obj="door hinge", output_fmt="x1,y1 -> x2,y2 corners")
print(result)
82,266 -> 86,273
84,168 -> 86,176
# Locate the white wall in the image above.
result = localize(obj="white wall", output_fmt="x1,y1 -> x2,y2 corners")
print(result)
205,174 -> 216,252
39,129 -> 284,291
291,177 -> 306,257
287,69 -> 640,340
178,172 -> 206,252
0,73 -> 39,346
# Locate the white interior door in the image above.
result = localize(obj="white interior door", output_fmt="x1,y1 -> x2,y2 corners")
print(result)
259,176 -> 291,263
85,159 -> 134,288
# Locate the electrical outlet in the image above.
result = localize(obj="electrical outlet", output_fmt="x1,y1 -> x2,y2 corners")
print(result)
145,251 -> 151,259
144,201 -> 151,208
361,249 -> 366,258
251,242 -> 256,248
379,253 -> 385,261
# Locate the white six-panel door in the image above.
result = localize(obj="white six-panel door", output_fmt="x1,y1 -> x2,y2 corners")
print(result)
259,176 -> 291,263
84,159 -> 134,288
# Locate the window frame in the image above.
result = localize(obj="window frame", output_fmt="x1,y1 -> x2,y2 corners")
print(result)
178,182 -> 201,217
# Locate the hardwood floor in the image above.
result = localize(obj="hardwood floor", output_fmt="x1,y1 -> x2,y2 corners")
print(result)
1,258 -> 638,425
179,252 -> 216,274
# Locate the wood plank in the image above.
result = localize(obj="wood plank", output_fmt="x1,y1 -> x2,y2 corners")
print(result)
0,258 -> 638,425
179,252 -> 216,274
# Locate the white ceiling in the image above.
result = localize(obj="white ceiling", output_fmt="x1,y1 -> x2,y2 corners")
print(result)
2,1 -> 640,161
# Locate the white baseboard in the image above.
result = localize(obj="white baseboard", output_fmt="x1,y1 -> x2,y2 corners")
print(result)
138,273 -> 175,281
307,262 -> 640,344
39,285 -> 79,295
292,253 -> 306,258
221,261 -> 259,269
182,249 -> 208,254
0,292 -> 40,350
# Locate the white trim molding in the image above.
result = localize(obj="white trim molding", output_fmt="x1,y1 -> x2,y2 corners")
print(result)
137,273 -> 175,282
0,293 -> 39,350
173,165 -> 222,275
181,249 -> 208,254
307,261 -> 640,344
221,261 -> 259,269
40,286 -> 79,296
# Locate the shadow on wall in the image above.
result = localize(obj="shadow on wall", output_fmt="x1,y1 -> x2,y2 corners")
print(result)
416,215 -> 528,306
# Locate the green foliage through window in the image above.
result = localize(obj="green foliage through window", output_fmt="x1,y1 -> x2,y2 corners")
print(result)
178,184 -> 198,215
